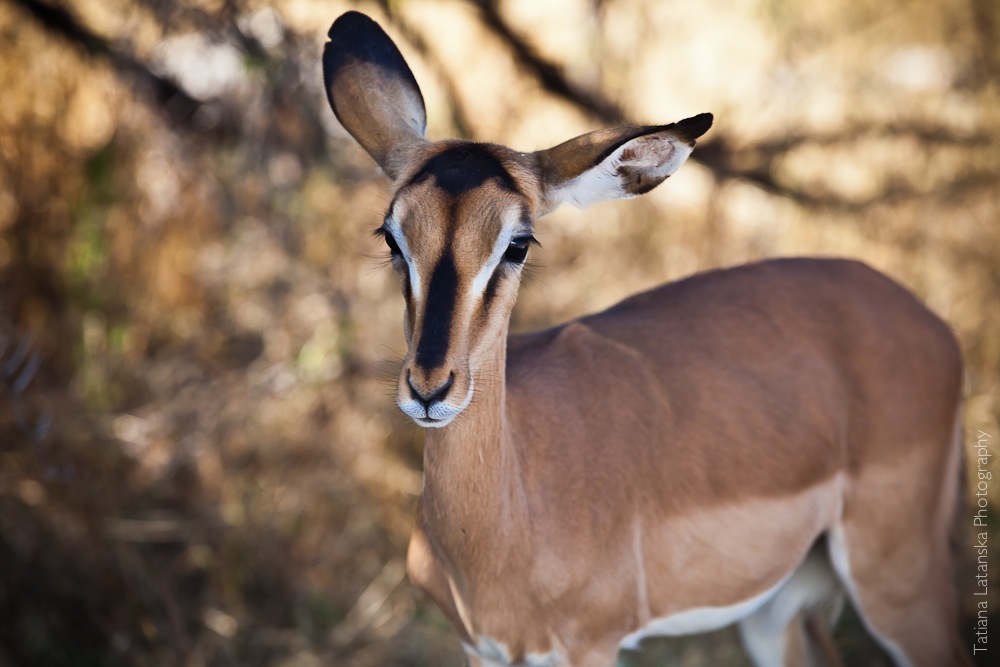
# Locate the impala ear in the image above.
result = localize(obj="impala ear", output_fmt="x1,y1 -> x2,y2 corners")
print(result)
534,113 -> 713,214
323,12 -> 427,179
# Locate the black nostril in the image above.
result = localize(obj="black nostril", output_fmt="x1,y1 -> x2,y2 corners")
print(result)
408,371 -> 454,407
428,373 -> 454,403
406,372 -> 422,402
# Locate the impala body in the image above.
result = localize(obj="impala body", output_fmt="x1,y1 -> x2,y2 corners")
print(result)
323,12 -> 971,667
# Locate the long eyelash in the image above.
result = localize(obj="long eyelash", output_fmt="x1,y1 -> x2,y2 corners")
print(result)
512,235 -> 541,248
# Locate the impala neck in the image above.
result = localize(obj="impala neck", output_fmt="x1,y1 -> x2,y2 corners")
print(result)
420,323 -> 527,567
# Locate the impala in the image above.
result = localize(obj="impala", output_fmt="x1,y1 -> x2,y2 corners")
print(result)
323,11 -> 970,667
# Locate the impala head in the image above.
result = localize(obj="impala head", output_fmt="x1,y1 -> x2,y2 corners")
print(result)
324,12 -> 712,428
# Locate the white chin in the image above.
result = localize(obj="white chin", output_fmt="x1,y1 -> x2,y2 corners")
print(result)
414,415 -> 455,428
398,383 -> 472,428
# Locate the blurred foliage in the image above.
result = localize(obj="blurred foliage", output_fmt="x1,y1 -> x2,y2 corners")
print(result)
0,0 -> 997,665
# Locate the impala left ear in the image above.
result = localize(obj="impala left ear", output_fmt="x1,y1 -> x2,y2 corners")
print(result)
534,113 -> 713,214
323,12 -> 427,180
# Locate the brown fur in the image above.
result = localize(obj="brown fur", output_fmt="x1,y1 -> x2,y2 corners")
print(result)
407,260 -> 968,666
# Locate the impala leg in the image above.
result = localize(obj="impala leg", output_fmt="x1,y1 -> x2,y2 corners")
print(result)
829,526 -> 970,667
738,543 -> 845,667
801,610 -> 846,667
828,447 -> 971,667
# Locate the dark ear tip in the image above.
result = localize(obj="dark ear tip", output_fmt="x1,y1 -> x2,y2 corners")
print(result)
674,112 -> 714,144
327,10 -> 375,40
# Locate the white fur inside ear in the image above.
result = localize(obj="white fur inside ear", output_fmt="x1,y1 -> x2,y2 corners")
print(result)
547,134 -> 693,210
620,134 -> 694,177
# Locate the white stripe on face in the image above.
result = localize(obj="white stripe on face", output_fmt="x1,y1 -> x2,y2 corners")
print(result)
469,208 -> 531,300
383,202 -> 422,302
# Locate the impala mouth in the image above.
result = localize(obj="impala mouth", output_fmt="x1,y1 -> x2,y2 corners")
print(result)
398,399 -> 461,428
415,415 -> 450,428
398,374 -> 474,428
410,406 -> 462,428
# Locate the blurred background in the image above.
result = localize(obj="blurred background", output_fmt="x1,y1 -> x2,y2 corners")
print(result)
0,0 -> 997,665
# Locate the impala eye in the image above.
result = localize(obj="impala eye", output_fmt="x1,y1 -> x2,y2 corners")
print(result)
504,236 -> 535,264
384,233 -> 402,257
375,226 -> 403,259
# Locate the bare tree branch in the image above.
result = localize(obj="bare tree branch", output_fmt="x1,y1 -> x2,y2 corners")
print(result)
376,2 -> 475,139
467,0 -> 626,124
10,0 -> 211,131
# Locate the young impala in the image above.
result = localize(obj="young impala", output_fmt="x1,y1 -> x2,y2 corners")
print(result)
323,11 -> 970,667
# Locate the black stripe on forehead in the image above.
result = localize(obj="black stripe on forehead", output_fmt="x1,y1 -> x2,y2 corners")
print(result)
408,144 -> 520,196
414,250 -> 458,371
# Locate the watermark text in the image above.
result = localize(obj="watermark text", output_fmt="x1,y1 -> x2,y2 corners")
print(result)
973,429 -> 992,656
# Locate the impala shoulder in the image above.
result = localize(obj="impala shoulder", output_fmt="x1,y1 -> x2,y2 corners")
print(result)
545,320 -> 648,369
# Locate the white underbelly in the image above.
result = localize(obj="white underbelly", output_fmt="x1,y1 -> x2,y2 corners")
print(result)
617,567 -> 794,650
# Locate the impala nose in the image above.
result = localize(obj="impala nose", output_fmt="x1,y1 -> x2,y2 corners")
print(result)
407,371 -> 454,409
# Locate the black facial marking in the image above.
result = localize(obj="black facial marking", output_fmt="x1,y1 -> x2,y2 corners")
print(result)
482,266 -> 503,313
415,250 -> 459,370
402,271 -> 412,303
409,144 -> 519,196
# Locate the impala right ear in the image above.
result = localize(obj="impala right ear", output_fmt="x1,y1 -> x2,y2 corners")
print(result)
323,12 -> 427,179
534,113 -> 713,215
